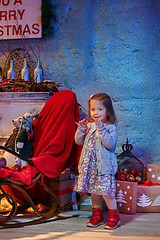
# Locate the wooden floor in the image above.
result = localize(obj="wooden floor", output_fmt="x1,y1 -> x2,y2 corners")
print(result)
0,210 -> 160,240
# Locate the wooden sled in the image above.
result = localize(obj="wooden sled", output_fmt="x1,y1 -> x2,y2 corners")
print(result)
0,146 -> 74,228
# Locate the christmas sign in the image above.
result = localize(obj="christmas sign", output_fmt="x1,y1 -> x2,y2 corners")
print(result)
0,0 -> 42,40
147,163 -> 160,184
116,180 -> 138,214
137,185 -> 160,212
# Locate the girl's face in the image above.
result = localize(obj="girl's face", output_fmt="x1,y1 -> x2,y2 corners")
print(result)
90,99 -> 107,123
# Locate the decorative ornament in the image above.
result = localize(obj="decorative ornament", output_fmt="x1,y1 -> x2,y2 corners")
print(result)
128,168 -> 137,176
120,173 -> 126,181
7,60 -> 16,79
21,58 -> 30,81
135,175 -> 142,183
122,167 -> 128,176
136,171 -> 143,177
34,58 -> 43,83
127,174 -> 135,182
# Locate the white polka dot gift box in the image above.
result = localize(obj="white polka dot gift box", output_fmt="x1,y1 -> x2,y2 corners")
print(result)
147,163 -> 160,184
116,180 -> 138,214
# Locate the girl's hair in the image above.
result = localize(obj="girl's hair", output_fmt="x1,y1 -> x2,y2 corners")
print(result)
88,93 -> 117,125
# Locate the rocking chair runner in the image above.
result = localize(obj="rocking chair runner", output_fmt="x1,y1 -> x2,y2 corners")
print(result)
0,90 -> 81,228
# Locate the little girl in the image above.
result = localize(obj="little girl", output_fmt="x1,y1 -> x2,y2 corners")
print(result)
74,93 -> 120,229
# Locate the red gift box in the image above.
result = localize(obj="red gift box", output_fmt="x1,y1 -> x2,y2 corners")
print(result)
50,178 -> 75,207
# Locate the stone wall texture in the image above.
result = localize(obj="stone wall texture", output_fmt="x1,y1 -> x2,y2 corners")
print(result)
0,0 -> 160,166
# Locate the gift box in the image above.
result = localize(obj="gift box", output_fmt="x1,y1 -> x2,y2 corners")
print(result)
79,194 -> 92,211
147,163 -> 160,184
52,168 -> 71,181
50,178 -> 75,207
136,181 -> 160,212
116,180 -> 137,214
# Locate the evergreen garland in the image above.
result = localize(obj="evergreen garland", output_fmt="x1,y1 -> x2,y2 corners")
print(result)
0,79 -> 62,93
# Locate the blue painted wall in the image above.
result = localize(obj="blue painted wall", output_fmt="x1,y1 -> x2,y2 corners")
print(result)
0,0 -> 159,166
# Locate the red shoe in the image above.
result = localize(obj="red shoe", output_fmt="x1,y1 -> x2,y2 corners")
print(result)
87,208 -> 104,227
104,209 -> 120,230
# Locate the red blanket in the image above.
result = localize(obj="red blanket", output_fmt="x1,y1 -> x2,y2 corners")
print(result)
0,90 -> 80,186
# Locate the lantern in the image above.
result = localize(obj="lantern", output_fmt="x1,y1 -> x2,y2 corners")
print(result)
117,138 -> 144,181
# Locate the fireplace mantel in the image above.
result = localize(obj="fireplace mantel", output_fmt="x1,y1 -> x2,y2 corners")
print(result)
0,92 -> 49,138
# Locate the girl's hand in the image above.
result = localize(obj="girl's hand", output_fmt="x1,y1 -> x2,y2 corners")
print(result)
76,119 -> 88,128
75,119 -> 88,133
95,119 -> 104,129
